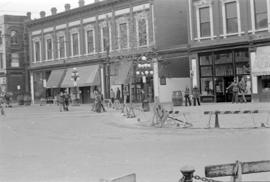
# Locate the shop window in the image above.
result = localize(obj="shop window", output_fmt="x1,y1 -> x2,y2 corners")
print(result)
225,1 -> 238,33
199,7 -> 211,37
254,0 -> 268,29
200,55 -> 212,65
235,50 -> 250,75
262,76 -> 270,92
201,66 -> 213,77
201,77 -> 214,96
215,52 -> 232,64
215,64 -> 233,76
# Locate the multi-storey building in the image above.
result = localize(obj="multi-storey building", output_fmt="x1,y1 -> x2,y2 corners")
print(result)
0,15 -> 29,100
188,0 -> 270,102
26,0 -> 189,104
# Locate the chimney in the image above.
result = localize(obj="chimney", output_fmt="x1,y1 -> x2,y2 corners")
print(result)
51,7 -> 57,15
40,11 -> 46,18
78,0 -> 85,7
26,12 -> 31,20
65,3 -> 71,11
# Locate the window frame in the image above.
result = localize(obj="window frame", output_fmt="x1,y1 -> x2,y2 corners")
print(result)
254,0 -> 268,30
33,38 -> 41,63
84,25 -> 96,55
70,29 -> 80,57
11,52 -> 20,67
45,35 -> 53,61
135,14 -> 149,47
116,17 -> 129,50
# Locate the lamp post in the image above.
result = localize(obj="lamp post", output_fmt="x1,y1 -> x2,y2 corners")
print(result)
71,67 -> 80,105
136,56 -> 153,112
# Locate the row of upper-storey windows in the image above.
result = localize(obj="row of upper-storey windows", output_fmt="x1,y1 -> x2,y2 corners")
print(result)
31,9 -> 151,63
193,0 -> 268,40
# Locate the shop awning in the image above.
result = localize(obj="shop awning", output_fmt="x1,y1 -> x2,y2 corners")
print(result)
61,65 -> 100,88
110,61 -> 133,85
46,69 -> 66,88
252,46 -> 270,76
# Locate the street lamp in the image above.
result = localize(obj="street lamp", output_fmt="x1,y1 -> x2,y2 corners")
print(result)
136,55 -> 153,112
71,67 -> 80,105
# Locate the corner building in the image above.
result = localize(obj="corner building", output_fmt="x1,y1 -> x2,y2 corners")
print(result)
188,0 -> 270,102
27,0 -> 189,104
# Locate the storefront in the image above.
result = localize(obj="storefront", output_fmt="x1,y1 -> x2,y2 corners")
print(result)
251,46 -> 270,102
197,48 -> 251,102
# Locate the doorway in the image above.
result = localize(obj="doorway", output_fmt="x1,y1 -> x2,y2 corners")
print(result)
224,76 -> 234,102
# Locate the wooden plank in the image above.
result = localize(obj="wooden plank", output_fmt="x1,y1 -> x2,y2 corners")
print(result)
111,173 -> 136,182
205,160 -> 270,178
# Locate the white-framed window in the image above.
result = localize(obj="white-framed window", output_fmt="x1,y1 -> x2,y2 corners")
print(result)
221,0 -> 241,36
11,53 -> 19,67
70,28 -> 80,57
100,21 -> 112,52
135,12 -> 149,47
33,38 -> 41,63
45,35 -> 53,61
0,53 -> 4,69
194,1 -> 214,40
254,0 -> 268,30
84,25 -> 95,54
57,31 -> 66,59
10,30 -> 18,44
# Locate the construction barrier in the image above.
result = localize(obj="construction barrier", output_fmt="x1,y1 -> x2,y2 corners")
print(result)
204,110 -> 270,128
180,160 -> 270,182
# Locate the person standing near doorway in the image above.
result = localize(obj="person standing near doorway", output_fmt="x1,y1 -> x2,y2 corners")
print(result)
192,86 -> 200,106
110,88 -> 115,108
184,87 -> 191,106
226,77 -> 241,103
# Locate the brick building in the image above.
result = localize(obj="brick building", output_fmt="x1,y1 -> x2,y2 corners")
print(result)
188,0 -> 270,102
26,0 -> 189,104
0,15 -> 29,100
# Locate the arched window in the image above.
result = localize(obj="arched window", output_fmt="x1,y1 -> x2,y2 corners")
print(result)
10,30 -> 18,44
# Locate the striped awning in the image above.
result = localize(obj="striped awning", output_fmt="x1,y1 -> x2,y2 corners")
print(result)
46,69 -> 66,88
61,65 -> 100,88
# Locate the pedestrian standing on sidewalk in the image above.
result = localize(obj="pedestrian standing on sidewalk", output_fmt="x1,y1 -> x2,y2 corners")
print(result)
116,87 -> 121,102
184,87 -> 191,106
192,86 -> 201,106
226,77 -> 241,103
110,88 -> 115,108
238,76 -> 247,103
64,91 -> 70,111
58,92 -> 64,112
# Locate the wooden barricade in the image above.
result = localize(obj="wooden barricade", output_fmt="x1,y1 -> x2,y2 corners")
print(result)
180,160 -> 270,182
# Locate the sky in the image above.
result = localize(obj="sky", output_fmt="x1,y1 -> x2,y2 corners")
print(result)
0,0 -> 95,19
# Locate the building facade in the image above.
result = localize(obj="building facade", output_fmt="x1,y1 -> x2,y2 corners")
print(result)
27,0 -> 189,104
0,15 -> 29,100
188,0 -> 270,102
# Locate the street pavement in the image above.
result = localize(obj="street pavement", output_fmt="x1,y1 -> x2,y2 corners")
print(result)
0,102 -> 270,182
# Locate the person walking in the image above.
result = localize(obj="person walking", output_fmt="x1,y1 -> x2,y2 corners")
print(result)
63,92 -> 70,111
58,92 -> 64,112
238,76 -> 247,103
116,88 -> 121,101
226,77 -> 241,103
184,87 -> 191,106
192,86 -> 200,106
110,88 -> 115,108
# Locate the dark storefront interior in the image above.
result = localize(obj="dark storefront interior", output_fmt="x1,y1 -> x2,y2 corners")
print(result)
199,49 -> 251,102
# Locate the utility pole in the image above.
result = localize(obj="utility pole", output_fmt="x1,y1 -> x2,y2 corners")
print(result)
104,15 -> 110,99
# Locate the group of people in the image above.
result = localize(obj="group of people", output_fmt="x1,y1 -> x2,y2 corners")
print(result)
57,91 -> 71,112
226,77 -> 247,103
110,88 -> 121,107
184,86 -> 201,106
92,90 -> 106,113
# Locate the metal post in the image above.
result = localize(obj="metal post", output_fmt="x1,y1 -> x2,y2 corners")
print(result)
180,166 -> 195,182
215,112 -> 220,128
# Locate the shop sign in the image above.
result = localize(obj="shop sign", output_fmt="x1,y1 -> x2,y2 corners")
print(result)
0,77 -> 6,85
252,46 -> 270,75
